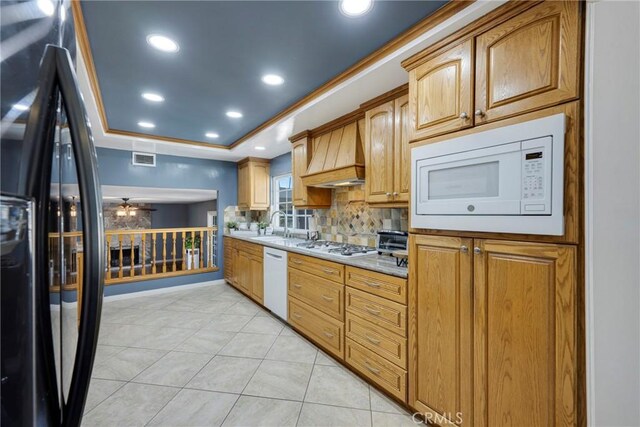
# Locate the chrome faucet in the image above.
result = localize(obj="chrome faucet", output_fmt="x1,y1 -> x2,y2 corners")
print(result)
270,210 -> 290,238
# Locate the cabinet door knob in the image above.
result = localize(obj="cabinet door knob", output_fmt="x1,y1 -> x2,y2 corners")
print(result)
459,112 -> 468,120
386,192 -> 392,197
474,247 -> 482,255
460,245 -> 468,253
393,192 -> 398,196
474,109 -> 485,117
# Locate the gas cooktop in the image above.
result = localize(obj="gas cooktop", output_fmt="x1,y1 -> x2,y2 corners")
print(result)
296,240 -> 377,258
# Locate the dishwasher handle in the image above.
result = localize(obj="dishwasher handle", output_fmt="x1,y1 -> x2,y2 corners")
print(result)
265,252 -> 283,260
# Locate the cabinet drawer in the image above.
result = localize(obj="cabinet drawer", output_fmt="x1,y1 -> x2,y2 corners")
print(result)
346,338 -> 407,402
346,267 -> 407,304
346,287 -> 407,337
346,313 -> 406,369
288,297 -> 344,359
288,268 -> 344,321
237,241 -> 263,258
289,253 -> 344,283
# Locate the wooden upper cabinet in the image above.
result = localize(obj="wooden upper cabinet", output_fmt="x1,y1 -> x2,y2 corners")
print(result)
474,1 -> 580,123
393,95 -> 410,202
363,92 -> 410,205
290,134 -> 331,209
408,39 -> 474,141
237,157 -> 270,210
291,140 -> 307,206
365,101 -> 395,203
473,240 -> 577,427
409,235 -> 473,426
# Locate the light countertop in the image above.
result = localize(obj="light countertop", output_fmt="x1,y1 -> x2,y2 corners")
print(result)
224,232 -> 408,279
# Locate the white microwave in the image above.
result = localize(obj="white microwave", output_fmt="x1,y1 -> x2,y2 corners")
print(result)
411,113 -> 565,235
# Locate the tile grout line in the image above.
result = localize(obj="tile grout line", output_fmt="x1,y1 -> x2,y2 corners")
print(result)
294,351 -> 320,426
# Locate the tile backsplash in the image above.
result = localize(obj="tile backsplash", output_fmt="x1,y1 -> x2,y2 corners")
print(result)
313,185 -> 408,247
223,185 -> 408,247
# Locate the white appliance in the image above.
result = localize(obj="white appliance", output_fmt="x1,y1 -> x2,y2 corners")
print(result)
263,247 -> 288,320
411,113 -> 565,235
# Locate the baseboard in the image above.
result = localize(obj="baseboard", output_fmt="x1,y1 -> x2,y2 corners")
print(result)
103,279 -> 226,302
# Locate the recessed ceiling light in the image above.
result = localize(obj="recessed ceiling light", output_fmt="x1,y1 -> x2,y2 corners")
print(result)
37,0 -> 55,16
146,34 -> 179,53
137,121 -> 155,128
205,132 -> 219,138
226,111 -> 243,119
262,74 -> 284,86
254,146 -> 266,151
339,0 -> 373,16
142,92 -> 164,102
13,103 -> 29,111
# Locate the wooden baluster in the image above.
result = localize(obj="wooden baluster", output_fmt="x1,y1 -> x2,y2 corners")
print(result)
181,231 -> 185,271
152,233 -> 157,274
162,232 -> 167,273
118,234 -> 123,278
205,230 -> 209,268
172,231 -> 177,272
106,235 -> 111,281
141,233 -> 146,276
199,230 -> 204,269
130,233 -> 135,277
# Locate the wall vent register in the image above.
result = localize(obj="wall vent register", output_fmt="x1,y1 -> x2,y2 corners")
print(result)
132,152 -> 156,167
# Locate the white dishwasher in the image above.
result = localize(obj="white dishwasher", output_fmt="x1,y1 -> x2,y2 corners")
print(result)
263,247 -> 288,320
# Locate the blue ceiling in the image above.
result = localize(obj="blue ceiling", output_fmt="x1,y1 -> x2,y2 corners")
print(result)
81,1 -> 447,146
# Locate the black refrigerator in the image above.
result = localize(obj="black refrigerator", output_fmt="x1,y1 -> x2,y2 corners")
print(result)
1,1 -> 105,425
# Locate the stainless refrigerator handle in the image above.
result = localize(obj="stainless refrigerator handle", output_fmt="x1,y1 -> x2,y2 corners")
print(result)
55,46 -> 105,427
19,44 -> 64,426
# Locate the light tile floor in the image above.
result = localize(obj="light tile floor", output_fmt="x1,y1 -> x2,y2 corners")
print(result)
82,282 -> 418,427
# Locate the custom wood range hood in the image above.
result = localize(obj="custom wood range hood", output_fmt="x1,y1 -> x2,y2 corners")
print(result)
301,111 -> 366,188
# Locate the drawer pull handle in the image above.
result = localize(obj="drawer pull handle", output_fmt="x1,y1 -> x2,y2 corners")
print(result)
292,313 -> 302,319
292,259 -> 303,265
364,362 -> 380,375
321,295 -> 334,302
323,331 -> 334,339
365,305 -> 381,316
322,268 -> 336,275
365,281 -> 380,288
293,284 -> 302,289
364,334 -> 380,345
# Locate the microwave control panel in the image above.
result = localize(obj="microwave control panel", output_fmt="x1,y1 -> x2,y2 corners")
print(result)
523,151 -> 545,199
521,136 -> 553,214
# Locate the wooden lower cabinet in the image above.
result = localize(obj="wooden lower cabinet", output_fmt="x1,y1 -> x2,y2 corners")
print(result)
346,313 -> 406,369
223,237 -> 234,284
288,268 -> 344,321
227,240 -> 263,303
409,235 -> 577,426
345,287 -> 407,337
236,251 -> 252,294
288,297 -> 344,359
250,254 -> 263,304
346,338 -> 407,401
409,235 -> 473,426
473,240 -> 577,427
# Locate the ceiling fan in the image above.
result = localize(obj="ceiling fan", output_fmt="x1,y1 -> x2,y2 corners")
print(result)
116,198 -> 156,216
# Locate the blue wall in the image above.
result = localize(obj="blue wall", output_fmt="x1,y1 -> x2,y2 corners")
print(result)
270,152 -> 291,177
96,148 -> 236,294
